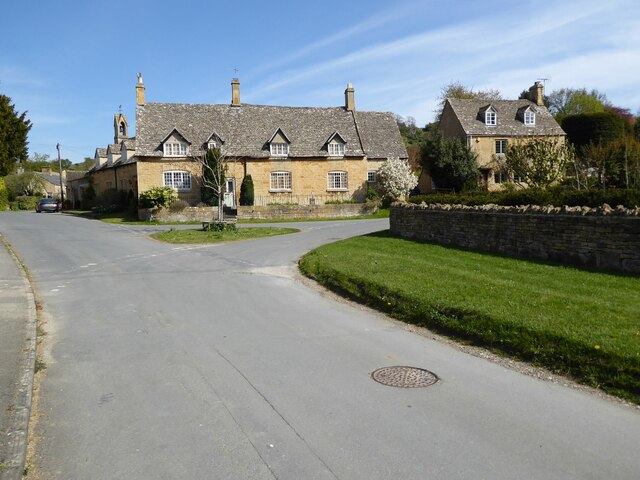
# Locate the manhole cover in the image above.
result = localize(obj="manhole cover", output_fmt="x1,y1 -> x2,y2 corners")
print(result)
371,366 -> 439,388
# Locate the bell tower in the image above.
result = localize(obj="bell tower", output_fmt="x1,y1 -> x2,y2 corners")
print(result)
114,113 -> 129,143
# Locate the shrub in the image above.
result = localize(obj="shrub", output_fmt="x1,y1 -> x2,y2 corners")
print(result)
202,221 -> 237,232
240,175 -> 254,206
169,199 -> 190,212
139,186 -> 177,208
126,190 -> 137,215
408,188 -> 640,208
0,177 -> 9,210
324,199 -> 359,204
11,195 -> 40,210
93,189 -> 127,213
366,186 -> 380,201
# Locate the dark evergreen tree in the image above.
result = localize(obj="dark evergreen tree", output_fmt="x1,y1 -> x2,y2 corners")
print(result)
0,94 -> 32,176
239,174 -> 254,206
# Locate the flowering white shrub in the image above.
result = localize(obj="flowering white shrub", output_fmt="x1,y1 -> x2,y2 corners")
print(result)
376,157 -> 418,200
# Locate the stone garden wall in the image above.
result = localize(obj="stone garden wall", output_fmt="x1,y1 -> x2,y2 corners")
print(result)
138,206 -> 219,222
237,203 -> 377,220
390,202 -> 640,274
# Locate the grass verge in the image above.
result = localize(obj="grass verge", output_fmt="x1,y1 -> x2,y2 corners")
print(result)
150,227 -> 299,244
299,231 -> 640,403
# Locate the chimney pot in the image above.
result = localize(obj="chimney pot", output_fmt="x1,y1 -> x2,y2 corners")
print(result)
136,73 -> 145,106
344,83 -> 355,112
529,81 -> 544,106
231,78 -> 241,106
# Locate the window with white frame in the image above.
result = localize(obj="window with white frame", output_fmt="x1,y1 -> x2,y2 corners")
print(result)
270,142 -> 289,157
163,141 -> 188,157
485,110 -> 496,126
270,171 -> 292,191
367,170 -> 377,183
493,170 -> 509,184
495,139 -> 507,154
208,141 -> 218,150
327,171 -> 348,191
328,142 -> 345,156
524,110 -> 535,126
163,170 -> 192,191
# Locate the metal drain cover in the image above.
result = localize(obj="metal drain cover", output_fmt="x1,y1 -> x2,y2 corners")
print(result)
371,366 -> 439,388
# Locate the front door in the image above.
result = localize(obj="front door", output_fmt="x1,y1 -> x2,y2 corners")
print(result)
223,178 -> 236,208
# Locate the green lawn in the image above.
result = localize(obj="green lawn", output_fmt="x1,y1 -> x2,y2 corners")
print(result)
299,231 -> 640,403
151,227 -> 299,244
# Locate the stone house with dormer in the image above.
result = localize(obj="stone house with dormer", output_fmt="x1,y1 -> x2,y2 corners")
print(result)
438,81 -> 566,191
88,75 -> 407,207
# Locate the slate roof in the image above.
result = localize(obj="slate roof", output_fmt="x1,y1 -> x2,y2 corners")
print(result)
107,143 -> 122,154
95,148 -> 107,157
444,98 -> 565,137
36,172 -> 65,186
135,103 -> 407,160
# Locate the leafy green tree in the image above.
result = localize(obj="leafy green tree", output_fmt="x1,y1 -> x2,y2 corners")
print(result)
239,174 -> 254,206
504,138 -> 574,189
421,131 -> 479,192
0,94 -> 32,176
4,171 -> 47,198
21,152 -> 72,172
435,81 -> 502,120
69,157 -> 95,171
546,88 -> 608,117
0,177 -> 9,210
561,112 -> 627,151
580,137 -> 640,189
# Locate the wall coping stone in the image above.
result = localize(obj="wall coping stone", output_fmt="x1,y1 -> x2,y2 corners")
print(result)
395,201 -> 640,217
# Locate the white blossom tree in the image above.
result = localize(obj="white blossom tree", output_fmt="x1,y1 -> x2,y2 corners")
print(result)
376,157 -> 418,200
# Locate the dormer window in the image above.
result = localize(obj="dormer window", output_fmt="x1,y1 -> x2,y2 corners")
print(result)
270,143 -> 289,156
161,129 -> 190,157
164,142 -> 188,156
268,128 -> 291,157
524,110 -> 535,126
206,132 -> 224,151
326,132 -> 346,157
485,110 -> 496,126
328,142 -> 345,156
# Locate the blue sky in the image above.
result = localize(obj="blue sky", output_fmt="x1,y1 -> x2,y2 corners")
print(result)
1,0 -> 639,164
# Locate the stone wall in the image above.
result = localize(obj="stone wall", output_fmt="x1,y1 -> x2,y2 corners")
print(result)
138,206 -> 218,222
390,203 -> 640,274
238,203 -> 377,220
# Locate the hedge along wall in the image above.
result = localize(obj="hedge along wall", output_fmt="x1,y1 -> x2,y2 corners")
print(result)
390,202 -> 640,274
237,203 -> 377,220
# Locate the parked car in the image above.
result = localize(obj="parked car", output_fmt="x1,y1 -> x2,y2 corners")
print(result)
36,198 -> 61,213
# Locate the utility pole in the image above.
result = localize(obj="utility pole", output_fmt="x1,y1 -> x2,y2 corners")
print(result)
56,143 -> 64,210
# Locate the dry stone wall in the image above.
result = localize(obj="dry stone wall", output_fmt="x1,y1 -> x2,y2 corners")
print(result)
238,203 -> 376,220
390,202 -> 640,274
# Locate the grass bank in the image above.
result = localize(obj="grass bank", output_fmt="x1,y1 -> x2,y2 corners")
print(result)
151,227 -> 299,244
299,231 -> 640,403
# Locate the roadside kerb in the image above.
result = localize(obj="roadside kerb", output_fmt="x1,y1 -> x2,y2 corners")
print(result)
0,236 -> 38,480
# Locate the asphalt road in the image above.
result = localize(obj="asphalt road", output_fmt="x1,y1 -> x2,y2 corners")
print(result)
1,212 -> 639,479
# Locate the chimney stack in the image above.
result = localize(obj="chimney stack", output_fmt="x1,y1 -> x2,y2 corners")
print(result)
136,73 -> 145,106
344,83 -> 355,112
231,78 -> 241,106
529,81 -> 544,106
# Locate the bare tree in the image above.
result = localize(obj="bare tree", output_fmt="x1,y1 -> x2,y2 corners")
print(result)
191,146 -> 229,223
